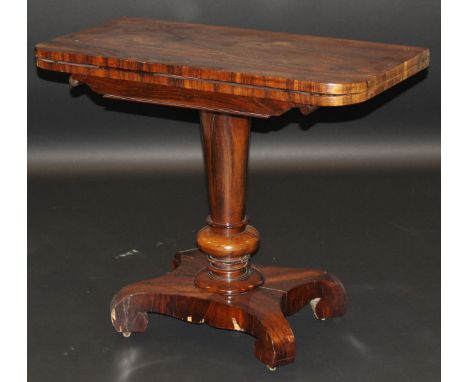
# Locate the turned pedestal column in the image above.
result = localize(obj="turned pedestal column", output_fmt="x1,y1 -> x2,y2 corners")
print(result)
195,111 -> 264,294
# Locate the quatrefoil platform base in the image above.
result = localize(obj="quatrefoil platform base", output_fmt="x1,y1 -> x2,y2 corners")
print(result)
110,249 -> 347,369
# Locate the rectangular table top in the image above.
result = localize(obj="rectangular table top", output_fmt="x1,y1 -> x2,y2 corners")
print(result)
36,17 -> 429,107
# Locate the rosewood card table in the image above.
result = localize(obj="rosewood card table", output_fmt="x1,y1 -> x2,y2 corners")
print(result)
35,17 -> 429,370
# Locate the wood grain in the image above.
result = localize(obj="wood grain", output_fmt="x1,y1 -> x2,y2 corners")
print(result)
195,112 -> 263,294
68,74 -> 294,118
110,250 -> 347,369
36,17 -> 429,107
35,18 -> 430,368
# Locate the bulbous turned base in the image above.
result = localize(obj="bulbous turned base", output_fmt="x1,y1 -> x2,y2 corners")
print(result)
195,224 -> 262,294
196,225 -> 260,258
110,249 -> 347,369
194,265 -> 264,295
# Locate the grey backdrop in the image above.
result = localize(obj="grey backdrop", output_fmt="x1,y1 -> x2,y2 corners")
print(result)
28,0 -> 440,175
28,2 -> 440,381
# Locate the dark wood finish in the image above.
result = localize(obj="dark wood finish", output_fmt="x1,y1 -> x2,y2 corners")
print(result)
195,112 -> 263,294
68,74 -> 293,118
299,105 -> 319,116
36,17 -> 429,107
110,250 -> 346,369
35,17 -> 429,369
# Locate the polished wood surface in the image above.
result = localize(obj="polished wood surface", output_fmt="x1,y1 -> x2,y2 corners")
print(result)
110,250 -> 346,369
68,74 -> 294,118
35,17 -> 429,369
36,17 -> 429,107
195,112 -> 263,294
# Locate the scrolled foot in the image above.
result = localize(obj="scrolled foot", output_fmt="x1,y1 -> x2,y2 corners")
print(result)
310,274 -> 347,320
245,290 -> 297,368
263,265 -> 347,320
110,293 -> 150,334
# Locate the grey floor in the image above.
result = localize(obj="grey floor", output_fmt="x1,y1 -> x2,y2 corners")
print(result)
28,170 -> 440,382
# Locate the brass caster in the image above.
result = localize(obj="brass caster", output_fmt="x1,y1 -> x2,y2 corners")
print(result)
122,331 -> 132,338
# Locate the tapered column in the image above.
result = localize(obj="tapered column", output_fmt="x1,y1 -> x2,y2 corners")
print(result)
195,111 -> 264,295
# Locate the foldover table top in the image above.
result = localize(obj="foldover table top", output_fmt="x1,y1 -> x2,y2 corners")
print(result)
36,17 -> 429,110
